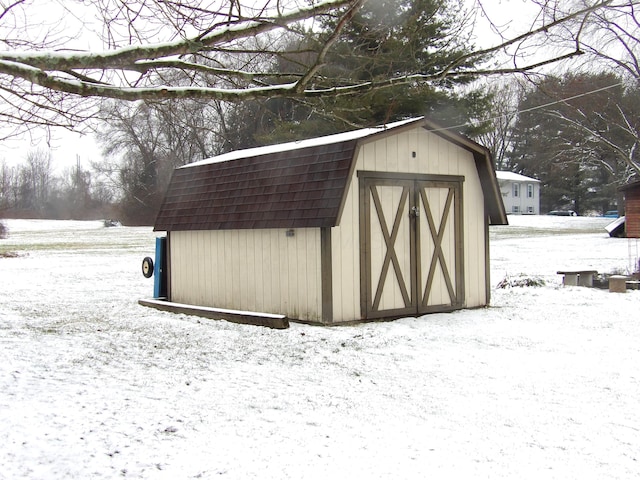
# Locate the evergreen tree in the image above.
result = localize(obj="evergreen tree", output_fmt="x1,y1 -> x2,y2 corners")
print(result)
229,0 -> 491,146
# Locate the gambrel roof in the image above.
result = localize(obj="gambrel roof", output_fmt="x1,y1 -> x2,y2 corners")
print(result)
153,118 -> 507,232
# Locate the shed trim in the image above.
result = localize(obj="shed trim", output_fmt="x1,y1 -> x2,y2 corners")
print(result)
357,170 -> 466,183
138,298 -> 290,329
320,227 -> 333,324
358,171 -> 465,319
484,212 -> 491,305
166,232 -> 173,301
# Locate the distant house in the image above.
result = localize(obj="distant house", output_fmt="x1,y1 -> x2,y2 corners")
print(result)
620,180 -> 640,238
146,117 -> 507,327
496,171 -> 541,215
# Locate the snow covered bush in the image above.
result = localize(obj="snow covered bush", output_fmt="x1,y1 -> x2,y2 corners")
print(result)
496,274 -> 546,289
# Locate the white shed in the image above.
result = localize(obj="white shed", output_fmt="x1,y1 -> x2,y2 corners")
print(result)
143,118 -> 507,328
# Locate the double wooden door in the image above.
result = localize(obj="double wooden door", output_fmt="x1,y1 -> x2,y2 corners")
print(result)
359,172 -> 464,319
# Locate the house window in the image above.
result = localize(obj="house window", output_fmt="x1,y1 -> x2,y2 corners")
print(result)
512,205 -> 520,213
527,206 -> 534,214
513,183 -> 520,197
527,184 -> 534,198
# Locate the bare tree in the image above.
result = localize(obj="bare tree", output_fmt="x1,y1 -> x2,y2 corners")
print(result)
0,0 -> 624,138
0,160 -> 16,210
24,148 -> 52,212
473,80 -> 521,170
93,98 -> 231,223
549,98 -> 640,178
556,0 -> 640,80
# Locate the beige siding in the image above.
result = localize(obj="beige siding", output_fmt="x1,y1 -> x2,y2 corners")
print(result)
330,126 -> 488,323
170,228 -> 323,322
463,171 -> 488,307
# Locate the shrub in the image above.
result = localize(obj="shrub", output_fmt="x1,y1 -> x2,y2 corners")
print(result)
496,274 -> 546,289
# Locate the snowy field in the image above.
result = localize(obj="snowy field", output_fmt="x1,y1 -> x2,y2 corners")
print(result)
1,216 -> 639,479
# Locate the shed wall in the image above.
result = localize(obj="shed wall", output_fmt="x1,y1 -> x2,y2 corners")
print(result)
330,127 -> 488,323
626,187 -> 640,238
169,228 -> 323,321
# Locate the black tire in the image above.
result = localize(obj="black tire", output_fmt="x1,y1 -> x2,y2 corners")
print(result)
142,257 -> 154,278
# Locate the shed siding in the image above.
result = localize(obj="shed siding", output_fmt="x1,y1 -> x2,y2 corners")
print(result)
626,187 -> 640,238
330,127 -> 488,322
170,228 -> 323,321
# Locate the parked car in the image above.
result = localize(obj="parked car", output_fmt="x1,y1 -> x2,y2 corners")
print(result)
603,210 -> 618,218
547,210 -> 577,216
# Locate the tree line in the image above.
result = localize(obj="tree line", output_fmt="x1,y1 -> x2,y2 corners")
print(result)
0,151 -> 114,221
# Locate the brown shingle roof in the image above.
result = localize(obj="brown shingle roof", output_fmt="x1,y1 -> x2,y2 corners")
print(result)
153,140 -> 358,231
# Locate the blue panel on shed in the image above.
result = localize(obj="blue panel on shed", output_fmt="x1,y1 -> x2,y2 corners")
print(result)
154,237 -> 167,298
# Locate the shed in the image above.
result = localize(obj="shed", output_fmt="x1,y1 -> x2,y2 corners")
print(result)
148,117 -> 507,326
620,180 -> 640,238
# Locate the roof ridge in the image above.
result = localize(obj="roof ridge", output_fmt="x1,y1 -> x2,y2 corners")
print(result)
181,117 -> 423,169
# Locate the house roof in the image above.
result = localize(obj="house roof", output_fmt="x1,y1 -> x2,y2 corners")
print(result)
153,117 -> 507,232
496,171 -> 541,183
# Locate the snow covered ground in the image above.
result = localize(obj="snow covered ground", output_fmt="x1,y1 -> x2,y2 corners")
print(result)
1,216 -> 639,479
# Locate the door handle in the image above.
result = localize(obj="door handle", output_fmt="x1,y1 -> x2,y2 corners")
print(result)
409,206 -> 419,219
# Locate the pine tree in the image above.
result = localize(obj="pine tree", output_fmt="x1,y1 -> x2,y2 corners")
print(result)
229,0 -> 491,146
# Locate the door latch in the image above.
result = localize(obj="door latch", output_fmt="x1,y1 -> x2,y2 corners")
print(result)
409,206 -> 420,219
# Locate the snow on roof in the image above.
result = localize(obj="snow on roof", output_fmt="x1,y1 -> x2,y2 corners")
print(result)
496,171 -> 540,183
181,117 -> 422,168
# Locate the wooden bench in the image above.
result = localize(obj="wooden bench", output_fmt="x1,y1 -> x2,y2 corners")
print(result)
557,270 -> 598,287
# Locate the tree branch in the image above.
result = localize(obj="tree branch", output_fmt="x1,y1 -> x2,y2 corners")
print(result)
294,0 -> 366,93
0,0 -> 633,136
0,0 -> 355,70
